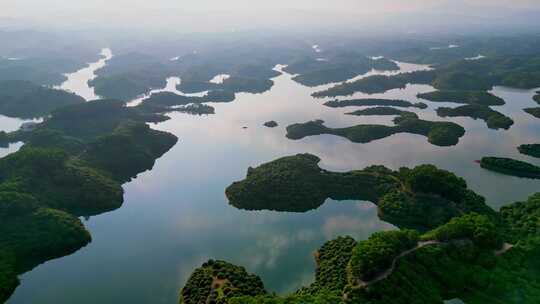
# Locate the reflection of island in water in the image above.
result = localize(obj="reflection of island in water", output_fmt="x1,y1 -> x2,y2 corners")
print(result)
226,153 -> 496,231
205,153 -> 540,304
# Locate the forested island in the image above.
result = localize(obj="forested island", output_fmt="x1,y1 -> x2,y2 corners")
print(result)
312,71 -> 435,97
436,104 -> 514,130
0,80 -> 85,118
480,157 -> 540,179
518,144 -> 540,158
136,91 -> 233,115
524,107 -> 540,119
284,53 -> 399,87
90,46 -> 288,101
324,98 -> 427,109
89,53 -> 174,100
346,107 -> 413,117
417,90 -> 505,106
0,41 -> 101,87
286,112 -> 465,147
0,99 -> 178,302
180,153 -> 540,303
225,154 -> 494,230
263,121 -> 278,128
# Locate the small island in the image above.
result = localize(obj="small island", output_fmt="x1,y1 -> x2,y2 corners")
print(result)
285,113 -> 465,147
524,107 -> 540,119
263,120 -> 278,128
176,103 -> 215,115
324,98 -> 427,109
518,144 -> 540,158
436,104 -> 513,130
533,92 -> 540,104
418,90 -> 505,106
346,107 -> 414,117
225,153 -> 495,231
480,157 -> 540,179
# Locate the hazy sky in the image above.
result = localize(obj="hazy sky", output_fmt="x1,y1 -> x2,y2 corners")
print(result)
1,0 -> 539,32
2,0 -> 539,15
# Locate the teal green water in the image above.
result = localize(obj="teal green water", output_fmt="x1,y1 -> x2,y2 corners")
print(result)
6,56 -> 540,304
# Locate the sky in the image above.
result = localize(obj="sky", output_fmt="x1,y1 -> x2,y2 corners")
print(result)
2,0 -> 538,14
1,0 -> 539,32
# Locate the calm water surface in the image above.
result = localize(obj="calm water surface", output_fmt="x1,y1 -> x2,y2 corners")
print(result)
57,48 -> 113,101
6,52 -> 540,303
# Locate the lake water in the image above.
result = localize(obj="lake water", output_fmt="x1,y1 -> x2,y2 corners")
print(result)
128,77 -> 209,107
57,48 -> 113,101
6,50 -> 540,304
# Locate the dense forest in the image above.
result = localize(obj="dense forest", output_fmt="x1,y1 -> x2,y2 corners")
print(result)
436,104 -> 514,130
285,113 -> 465,147
0,99 -> 178,302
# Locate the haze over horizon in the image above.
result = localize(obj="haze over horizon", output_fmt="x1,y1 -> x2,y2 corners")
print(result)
1,0 -> 539,33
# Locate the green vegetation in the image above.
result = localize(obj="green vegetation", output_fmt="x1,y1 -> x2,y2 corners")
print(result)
0,148 -> 123,215
90,74 -> 166,101
298,236 -> 357,295
286,113 -> 465,147
324,98 -> 427,109
226,154 -> 338,212
181,210 -> 538,304
0,99 -> 178,301
524,107 -> 540,119
228,293 -> 342,304
480,157 -> 540,179
179,260 -> 267,304
346,107 -> 413,117
226,154 -> 495,231
78,121 -> 178,182
348,230 -> 419,281
0,49 -> 99,87
263,121 -> 278,128
500,193 -> 540,241
312,71 -> 436,97
178,76 -> 274,95
0,80 -> 85,118
177,60 -> 281,95
534,93 -> 540,104
0,193 -> 91,302
176,103 -> 215,115
90,53 -> 173,100
433,55 -> 540,90
422,213 -> 501,248
37,99 -> 167,140
313,55 -> 540,97
285,54 -> 399,87
136,91 -> 233,114
417,90 -> 505,106
436,104 -> 513,130
518,144 -> 540,158
220,76 -> 273,94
